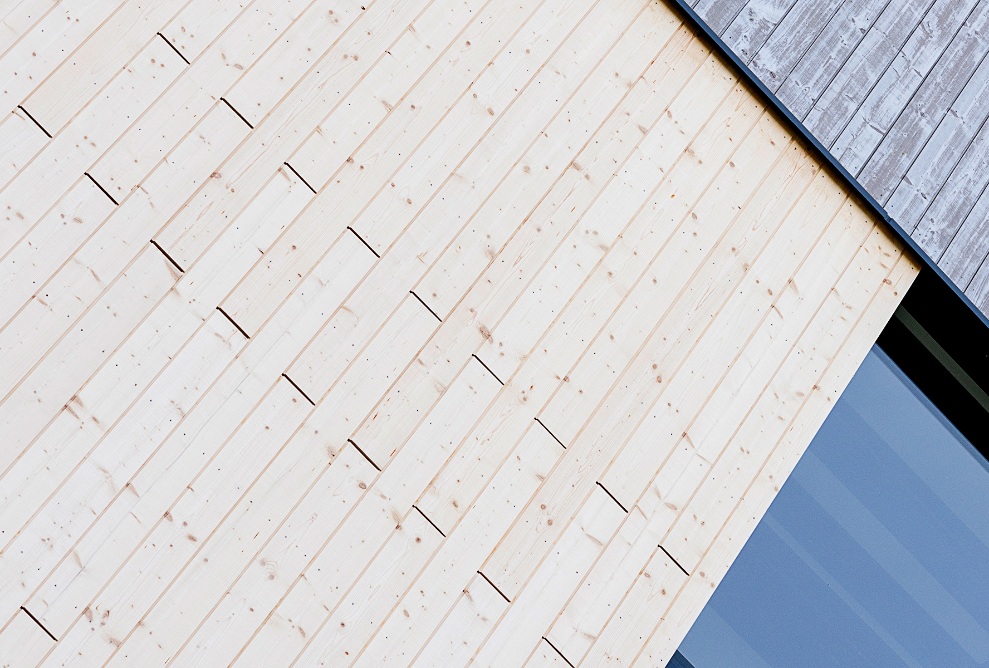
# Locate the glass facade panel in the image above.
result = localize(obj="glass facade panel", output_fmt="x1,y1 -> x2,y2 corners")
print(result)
677,346 -> 989,667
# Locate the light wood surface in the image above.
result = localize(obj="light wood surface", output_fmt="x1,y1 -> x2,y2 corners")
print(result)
0,0 -> 917,665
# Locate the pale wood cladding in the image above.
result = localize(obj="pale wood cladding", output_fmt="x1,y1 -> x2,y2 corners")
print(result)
691,0 -> 989,315
0,0 -> 915,665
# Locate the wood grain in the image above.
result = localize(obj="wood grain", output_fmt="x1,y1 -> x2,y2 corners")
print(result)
0,1 -> 915,665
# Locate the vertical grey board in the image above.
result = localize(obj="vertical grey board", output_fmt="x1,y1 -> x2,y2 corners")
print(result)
747,0 -> 843,93
884,51 -> 989,233
800,0 -> 938,148
721,0 -> 799,64
939,167 -> 989,293
951,189 -> 989,310
859,5 -> 989,203
829,0 -> 980,177
914,116 -> 989,263
693,0 -> 989,319
691,0 -> 749,33
774,0 -> 891,114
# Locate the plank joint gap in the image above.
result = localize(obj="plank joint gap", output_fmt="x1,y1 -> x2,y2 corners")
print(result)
346,226 -> 380,258
596,481 -> 628,513
542,637 -> 576,667
471,354 -> 504,385
534,417 -> 566,449
84,172 -> 118,205
149,239 -> 184,273
476,570 -> 512,603
219,97 -> 254,129
347,438 -> 381,471
658,544 -> 690,577
409,290 -> 442,322
283,161 -> 317,194
16,105 -> 52,138
215,306 -> 251,340
412,505 -> 446,537
281,373 -> 316,406
156,32 -> 190,65
20,607 -> 57,642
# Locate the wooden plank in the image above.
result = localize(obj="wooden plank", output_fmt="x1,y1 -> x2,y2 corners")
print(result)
960,215 -> 989,310
721,0 -> 797,65
0,99 -> 247,341
0,0 -> 126,119
746,0 -> 843,93
532,163 -> 830,663
103,294 -> 437,665
353,0 -> 672,257
0,102 -> 249,475
526,104 -> 794,441
154,0 -> 475,271
635,251 -> 919,667
345,37 -> 716,491
166,446 -> 375,666
691,0 -> 749,35
0,1 -> 927,662
21,0 -> 189,133
351,425 -> 563,665
289,508 -> 444,666
544,506 -> 660,663
826,0 -> 978,176
221,0 -> 367,126
0,312 -> 244,618
41,378 -> 311,664
413,574 -> 509,667
859,3 -> 989,203
882,45 -> 989,233
413,6 -> 688,320
0,178 -> 116,324
526,639 -> 574,667
601,183 -> 862,514
773,0 -> 895,119
284,0 -> 573,197
801,0 -> 938,148
913,115 -> 989,264
258,0 -> 652,436
409,84 -> 757,546
0,247 -> 180,477
0,608 -> 55,668
661,227 -> 907,573
0,0 -> 58,58
159,0 -> 252,62
479,113 -> 802,602
0,106 -> 48,189
479,57 -> 744,386
0,166 -> 309,547
579,545 -> 688,666
112,443 -> 385,667
285,0 -> 668,403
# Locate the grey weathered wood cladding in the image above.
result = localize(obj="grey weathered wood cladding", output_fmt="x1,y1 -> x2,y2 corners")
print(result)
692,0 -> 989,314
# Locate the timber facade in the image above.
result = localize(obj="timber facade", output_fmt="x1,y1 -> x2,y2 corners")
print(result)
0,0 -> 924,665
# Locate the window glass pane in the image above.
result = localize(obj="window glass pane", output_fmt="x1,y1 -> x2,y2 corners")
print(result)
677,347 -> 989,667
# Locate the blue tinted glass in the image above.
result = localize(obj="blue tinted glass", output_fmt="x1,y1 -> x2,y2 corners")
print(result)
678,347 -> 989,667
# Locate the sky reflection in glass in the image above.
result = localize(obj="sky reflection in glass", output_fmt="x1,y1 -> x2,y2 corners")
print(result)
678,347 -> 989,667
